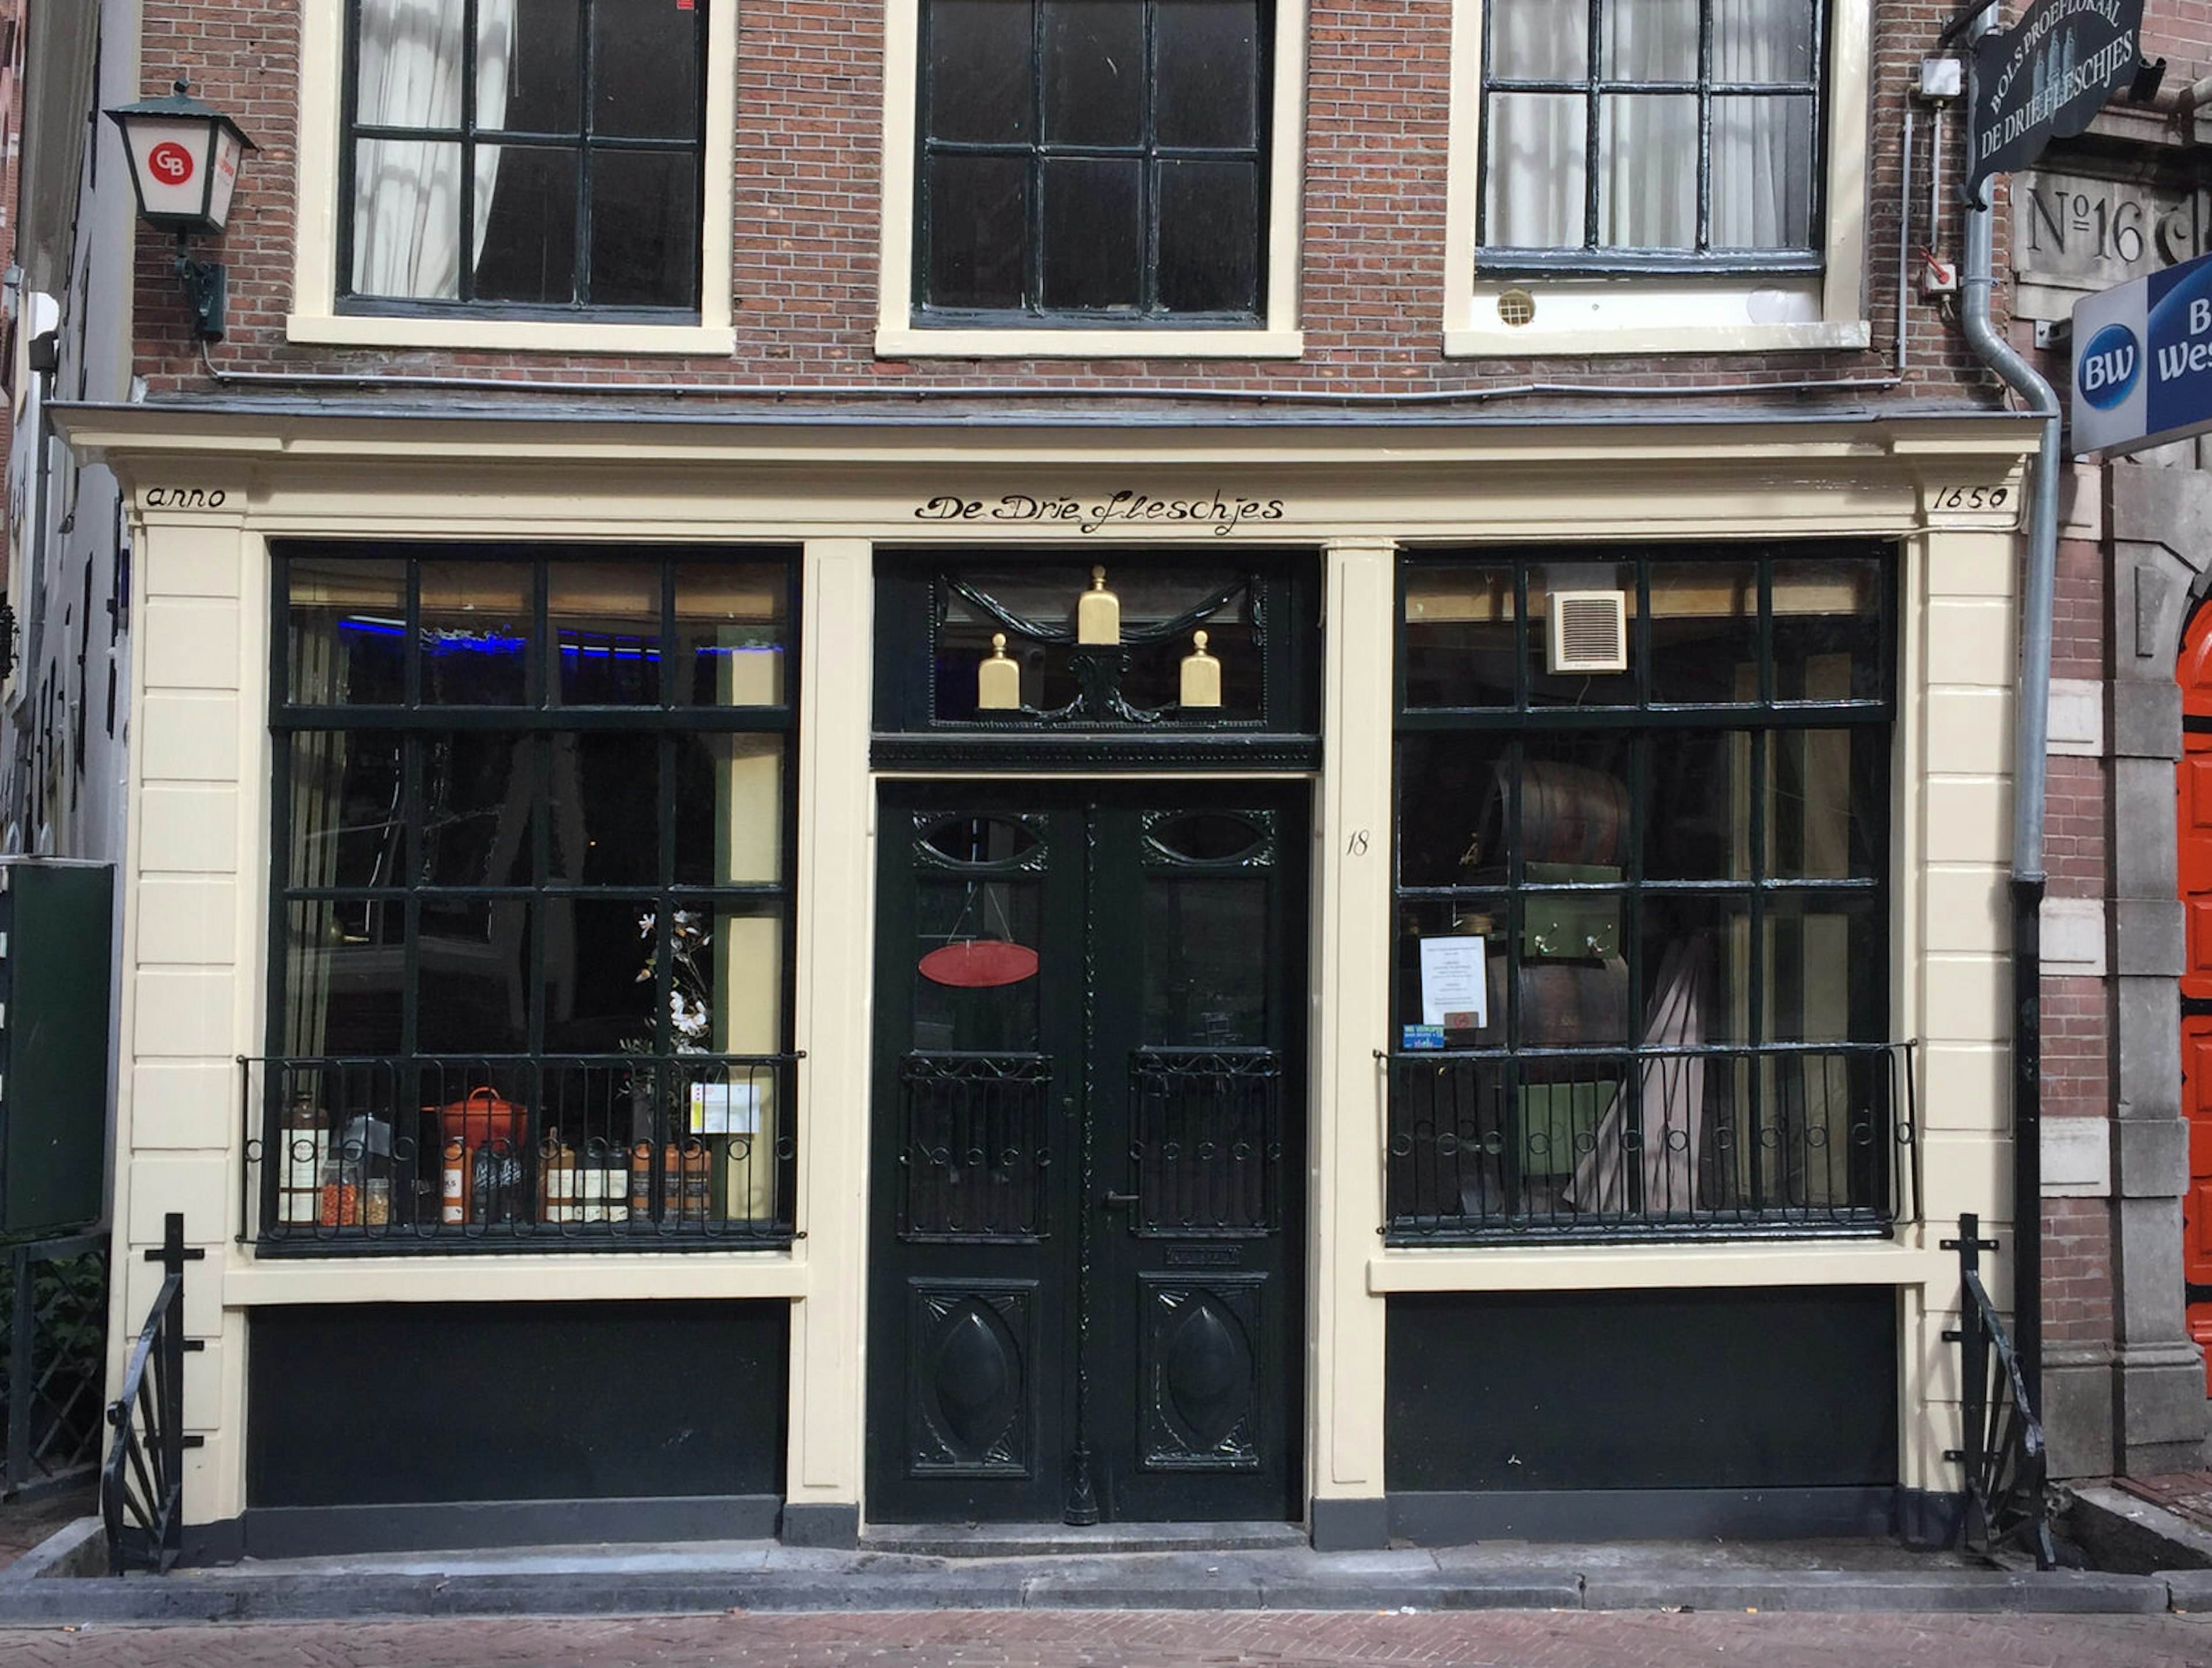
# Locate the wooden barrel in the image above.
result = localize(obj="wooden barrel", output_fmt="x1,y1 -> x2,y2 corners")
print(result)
1471,760 -> 1629,869
1517,957 -> 1630,1048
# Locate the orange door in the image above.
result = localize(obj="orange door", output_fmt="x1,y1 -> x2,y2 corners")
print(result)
2177,604 -> 2212,1389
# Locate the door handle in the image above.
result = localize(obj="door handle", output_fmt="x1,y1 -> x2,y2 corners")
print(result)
1101,1191 -> 1141,1208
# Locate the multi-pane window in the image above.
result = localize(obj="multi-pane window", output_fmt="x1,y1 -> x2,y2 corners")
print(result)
1479,0 -> 1823,268
915,0 -> 1270,323
1387,547 -> 1900,1242
265,546 -> 796,1249
342,0 -> 706,313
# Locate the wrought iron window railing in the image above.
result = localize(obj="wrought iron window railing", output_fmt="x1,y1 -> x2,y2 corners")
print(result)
1383,1040 -> 1915,1242
244,1054 -> 798,1252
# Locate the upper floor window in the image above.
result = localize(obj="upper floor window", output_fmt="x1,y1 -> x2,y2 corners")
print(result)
914,0 -> 1270,326
1479,0 -> 1821,273
341,0 -> 707,317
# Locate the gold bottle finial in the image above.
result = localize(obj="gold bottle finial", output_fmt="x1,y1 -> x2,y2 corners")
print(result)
1180,629 -> 1221,708
1077,564 -> 1120,645
977,631 -> 1021,710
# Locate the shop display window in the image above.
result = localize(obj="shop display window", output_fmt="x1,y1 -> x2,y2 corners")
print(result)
1388,545 -> 1904,1241
262,544 -> 796,1250
339,0 -> 707,317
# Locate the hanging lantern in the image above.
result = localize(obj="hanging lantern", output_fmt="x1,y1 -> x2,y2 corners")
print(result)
1180,630 -> 1221,708
977,632 -> 1021,710
1077,566 -> 1120,645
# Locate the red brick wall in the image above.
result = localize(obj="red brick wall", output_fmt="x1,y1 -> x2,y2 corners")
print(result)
2044,1195 -> 2116,1347
131,1 -> 2012,399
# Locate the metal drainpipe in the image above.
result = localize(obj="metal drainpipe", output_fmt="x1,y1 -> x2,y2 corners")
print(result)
1957,6 -> 2059,1421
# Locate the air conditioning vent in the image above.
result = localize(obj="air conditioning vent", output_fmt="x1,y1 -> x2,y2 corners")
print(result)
1547,590 -> 1628,674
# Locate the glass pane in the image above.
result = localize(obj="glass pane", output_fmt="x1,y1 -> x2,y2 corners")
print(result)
289,730 -> 407,890
674,562 -> 788,706
1762,896 -> 1881,1042
1156,158 -> 1259,314
494,0 -> 578,134
922,816 -> 1040,865
1145,875 -> 1267,1044
421,731 -> 534,886
1148,812 -> 1266,864
1710,95 -> 1814,249
674,734 -> 784,886
1483,94 -> 1582,247
357,0 -> 467,126
1043,0 -> 1144,145
1714,0 -> 1817,83
1639,893 -> 1749,1046
1772,556 -> 1884,700
286,899 -> 404,1057
1643,730 -> 1753,882
551,563 -> 662,706
1647,560 -> 1757,704
541,897 -> 663,1053
925,154 -> 1029,310
700,900 -> 788,1055
1040,158 -> 1142,311
927,0 -> 1035,143
419,562 -> 532,704
1598,96 -> 1696,248
551,733 -> 660,885
1397,898 -> 1508,1047
1395,733 -> 1510,888
1603,0 -> 1698,80
1768,728 -> 1883,881
287,558 -> 406,704
1154,0 -> 1260,147
1526,561 -> 1636,707
1488,0 -> 1588,80
589,149 -> 699,308
915,875 -> 1041,1051
415,897 -> 531,1052
474,145 -> 581,305
351,140 -> 464,298
1403,565 -> 1517,707
594,0 -> 700,138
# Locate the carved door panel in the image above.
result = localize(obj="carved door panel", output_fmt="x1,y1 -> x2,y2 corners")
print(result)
866,783 -> 1307,1525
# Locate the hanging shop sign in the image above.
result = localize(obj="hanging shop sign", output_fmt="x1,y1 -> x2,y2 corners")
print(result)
1968,0 -> 2143,192
2069,247 -> 2212,455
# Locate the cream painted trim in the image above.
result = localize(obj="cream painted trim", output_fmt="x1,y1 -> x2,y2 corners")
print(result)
873,0 -> 1307,358
1440,0 -> 1870,355
223,1255 -> 806,1306
1369,1242 -> 1953,1294
290,1 -> 737,352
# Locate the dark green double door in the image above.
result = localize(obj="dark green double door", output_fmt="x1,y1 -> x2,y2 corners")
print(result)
868,782 -> 1308,1525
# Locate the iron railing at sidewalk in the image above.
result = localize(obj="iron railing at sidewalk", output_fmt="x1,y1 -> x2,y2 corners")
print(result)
1945,1212 -> 2055,1570
101,1214 -> 201,1575
1,1231 -> 106,1497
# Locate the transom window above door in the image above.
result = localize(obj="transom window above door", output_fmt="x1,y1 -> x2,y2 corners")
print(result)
916,0 -> 1271,325
340,0 -> 707,317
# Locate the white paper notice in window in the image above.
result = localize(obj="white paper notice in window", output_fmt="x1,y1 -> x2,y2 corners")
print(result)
689,1082 -> 760,1136
1418,935 -> 1488,1029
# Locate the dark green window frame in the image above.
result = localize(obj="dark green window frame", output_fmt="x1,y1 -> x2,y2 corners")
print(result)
260,543 -> 798,1253
1386,542 -> 1907,1244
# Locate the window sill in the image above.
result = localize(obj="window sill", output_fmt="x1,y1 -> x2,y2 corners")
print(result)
226,1248 -> 807,1306
1367,1237 -> 1946,1294
287,312 -> 737,357
877,324 -> 1305,361
1445,319 -> 1871,358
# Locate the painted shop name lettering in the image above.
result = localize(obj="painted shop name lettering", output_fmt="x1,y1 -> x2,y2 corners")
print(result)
915,490 -> 1287,537
141,487 -> 226,509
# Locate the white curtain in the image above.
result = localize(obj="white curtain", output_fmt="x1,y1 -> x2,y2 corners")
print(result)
351,0 -> 517,298
1484,0 -> 1812,253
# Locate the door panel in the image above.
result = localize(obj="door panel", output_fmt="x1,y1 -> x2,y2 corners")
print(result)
868,782 -> 1307,1524
2179,605 -> 2212,1392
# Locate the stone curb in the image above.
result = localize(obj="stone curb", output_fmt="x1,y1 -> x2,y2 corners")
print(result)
2070,1485 -> 2212,1576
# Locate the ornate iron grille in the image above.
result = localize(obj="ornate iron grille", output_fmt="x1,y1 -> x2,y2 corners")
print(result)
1385,1041 -> 1914,1241
1,1233 -> 107,1496
1128,1048 -> 1281,1235
899,1052 -> 1055,1241
247,1054 -> 798,1251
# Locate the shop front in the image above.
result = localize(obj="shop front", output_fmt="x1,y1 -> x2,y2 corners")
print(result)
59,403 -> 2035,1555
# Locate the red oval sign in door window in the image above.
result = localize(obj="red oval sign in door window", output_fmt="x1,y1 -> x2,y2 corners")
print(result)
919,939 -> 1039,988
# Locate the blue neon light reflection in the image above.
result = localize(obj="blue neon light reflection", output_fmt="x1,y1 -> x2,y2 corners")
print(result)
335,617 -> 778,659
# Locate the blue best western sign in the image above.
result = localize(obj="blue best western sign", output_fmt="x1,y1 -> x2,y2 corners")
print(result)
2070,248 -> 2212,456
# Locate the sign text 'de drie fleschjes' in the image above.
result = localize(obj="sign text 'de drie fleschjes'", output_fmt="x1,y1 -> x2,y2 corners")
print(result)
1969,0 -> 2143,192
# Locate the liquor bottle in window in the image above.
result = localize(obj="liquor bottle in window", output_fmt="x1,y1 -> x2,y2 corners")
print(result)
279,1095 -> 327,1225
539,1133 -> 576,1225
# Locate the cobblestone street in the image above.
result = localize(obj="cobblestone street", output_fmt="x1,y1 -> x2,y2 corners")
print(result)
0,1609 -> 2207,1668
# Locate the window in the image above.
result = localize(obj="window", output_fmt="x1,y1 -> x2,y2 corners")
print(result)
1385,546 -> 1902,1242
262,545 -> 797,1250
1442,0 -> 1869,353
878,0 -> 1306,355
341,0 -> 705,316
